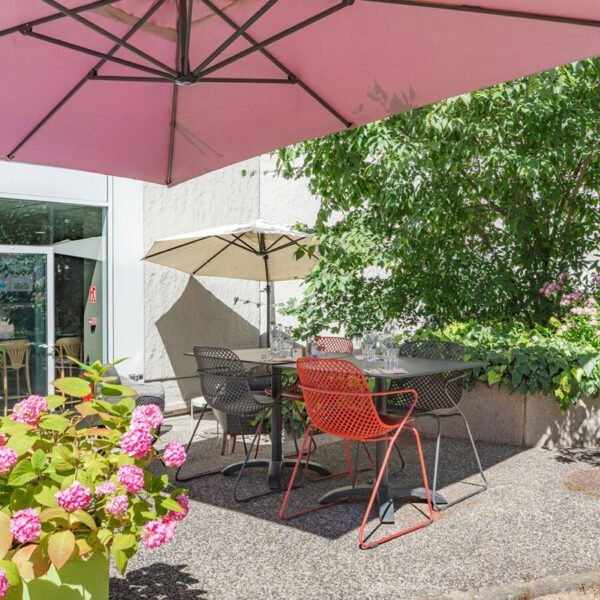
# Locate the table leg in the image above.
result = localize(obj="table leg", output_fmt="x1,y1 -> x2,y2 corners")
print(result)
267,366 -> 329,490
268,366 -> 283,489
374,377 -> 395,523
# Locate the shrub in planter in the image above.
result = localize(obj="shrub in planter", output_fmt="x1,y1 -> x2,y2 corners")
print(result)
0,360 -> 189,600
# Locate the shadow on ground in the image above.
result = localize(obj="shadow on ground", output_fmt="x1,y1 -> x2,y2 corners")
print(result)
110,563 -> 207,599
552,447 -> 600,466
168,425 -> 523,541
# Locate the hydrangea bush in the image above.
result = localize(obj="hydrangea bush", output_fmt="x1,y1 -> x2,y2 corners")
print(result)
0,360 -> 189,600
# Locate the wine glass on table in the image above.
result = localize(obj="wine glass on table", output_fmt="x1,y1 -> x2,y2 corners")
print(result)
362,330 -> 378,362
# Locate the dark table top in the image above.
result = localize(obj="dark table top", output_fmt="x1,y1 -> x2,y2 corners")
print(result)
186,348 -> 485,379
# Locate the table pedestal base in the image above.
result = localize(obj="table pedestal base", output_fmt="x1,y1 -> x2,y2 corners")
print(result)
319,485 -> 447,523
222,459 -> 330,491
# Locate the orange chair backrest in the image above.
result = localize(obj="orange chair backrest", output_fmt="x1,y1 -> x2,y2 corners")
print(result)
297,358 -> 386,441
314,336 -> 353,354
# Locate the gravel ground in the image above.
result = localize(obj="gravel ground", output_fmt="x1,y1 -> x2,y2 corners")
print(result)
109,414 -> 600,600
541,589 -> 600,599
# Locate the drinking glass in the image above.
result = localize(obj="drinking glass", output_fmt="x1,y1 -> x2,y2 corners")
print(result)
362,330 -> 378,362
271,324 -> 283,357
384,348 -> 400,370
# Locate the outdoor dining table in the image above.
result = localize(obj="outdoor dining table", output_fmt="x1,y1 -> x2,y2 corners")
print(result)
187,348 -> 484,523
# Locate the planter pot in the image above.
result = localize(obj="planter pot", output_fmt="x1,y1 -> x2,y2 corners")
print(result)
22,551 -> 109,600
416,382 -> 600,448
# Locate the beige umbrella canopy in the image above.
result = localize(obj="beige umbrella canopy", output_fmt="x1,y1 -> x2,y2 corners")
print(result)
143,219 -> 318,345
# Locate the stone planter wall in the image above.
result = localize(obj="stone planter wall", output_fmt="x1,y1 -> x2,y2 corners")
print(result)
415,383 -> 600,448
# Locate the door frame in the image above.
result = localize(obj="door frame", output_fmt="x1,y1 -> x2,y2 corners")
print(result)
0,245 -> 55,394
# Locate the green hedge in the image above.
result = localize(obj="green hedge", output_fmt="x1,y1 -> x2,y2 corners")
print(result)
413,320 -> 600,411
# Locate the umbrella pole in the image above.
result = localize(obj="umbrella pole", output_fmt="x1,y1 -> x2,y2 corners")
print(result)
263,253 -> 271,348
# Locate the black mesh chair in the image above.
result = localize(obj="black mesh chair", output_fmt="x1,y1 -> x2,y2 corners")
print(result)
176,346 -> 274,502
387,341 -> 488,510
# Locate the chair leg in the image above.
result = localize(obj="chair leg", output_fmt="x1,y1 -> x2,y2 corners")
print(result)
24,363 -> 31,396
254,419 -> 264,459
232,412 -> 268,503
358,426 -> 433,549
231,435 -> 237,454
280,425 -> 340,521
175,404 -> 222,482
220,434 -> 228,456
430,411 -> 488,511
285,398 -> 317,458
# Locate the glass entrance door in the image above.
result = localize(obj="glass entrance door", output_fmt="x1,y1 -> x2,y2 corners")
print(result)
0,246 -> 54,414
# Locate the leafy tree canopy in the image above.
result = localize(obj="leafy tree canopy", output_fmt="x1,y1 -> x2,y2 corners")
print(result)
277,59 -> 600,337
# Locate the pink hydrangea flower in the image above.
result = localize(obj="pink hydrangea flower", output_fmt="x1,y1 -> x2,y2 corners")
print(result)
95,481 -> 117,496
0,434 -> 5,446
106,494 -> 128,516
0,447 -> 18,475
163,442 -> 186,468
539,282 -> 561,298
0,568 -> 8,600
55,481 -> 92,513
12,395 -> 48,426
141,518 -> 177,549
166,494 -> 189,522
117,464 -> 145,493
10,508 -> 41,543
560,292 -> 582,307
130,405 -> 164,431
119,428 -> 153,458
556,272 -> 569,285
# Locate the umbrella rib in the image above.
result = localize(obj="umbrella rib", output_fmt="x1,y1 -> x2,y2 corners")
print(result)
191,0 -> 280,77
39,0 -> 178,76
6,0 -> 167,161
184,0 -> 194,75
192,233 -> 250,275
215,236 -> 259,254
264,235 -> 285,252
0,0 -> 118,38
195,1 -> 353,79
91,75 -> 173,82
265,237 -> 308,254
145,237 -> 204,260
179,0 -> 189,75
22,29 -> 174,79
166,84 -> 179,185
362,0 -> 600,28
167,7 -> 182,187
195,0 -> 352,128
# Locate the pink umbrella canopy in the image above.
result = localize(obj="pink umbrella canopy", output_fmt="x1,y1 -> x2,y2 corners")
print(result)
0,0 -> 598,186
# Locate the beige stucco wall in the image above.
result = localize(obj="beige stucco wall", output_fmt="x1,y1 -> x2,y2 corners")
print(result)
416,383 -> 600,448
143,154 -> 320,410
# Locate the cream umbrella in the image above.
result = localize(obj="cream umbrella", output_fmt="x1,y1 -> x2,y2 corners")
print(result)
143,219 -> 317,346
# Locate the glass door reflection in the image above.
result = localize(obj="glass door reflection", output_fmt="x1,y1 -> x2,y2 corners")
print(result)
0,247 -> 53,414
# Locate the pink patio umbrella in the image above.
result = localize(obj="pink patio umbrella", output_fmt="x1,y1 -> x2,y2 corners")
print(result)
0,1 -> 598,187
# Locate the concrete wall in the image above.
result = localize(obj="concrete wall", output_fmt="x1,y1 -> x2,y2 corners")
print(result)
142,154 -> 320,410
417,383 -> 600,448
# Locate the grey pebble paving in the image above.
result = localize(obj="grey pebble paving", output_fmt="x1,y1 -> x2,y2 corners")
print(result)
109,415 -> 600,600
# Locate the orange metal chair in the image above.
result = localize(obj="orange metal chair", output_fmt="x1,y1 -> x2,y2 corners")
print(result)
280,358 -> 433,549
314,335 -> 354,354
285,336 -> 374,478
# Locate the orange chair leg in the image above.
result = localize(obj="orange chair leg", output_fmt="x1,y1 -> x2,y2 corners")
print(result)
358,425 -> 433,549
280,425 -> 340,521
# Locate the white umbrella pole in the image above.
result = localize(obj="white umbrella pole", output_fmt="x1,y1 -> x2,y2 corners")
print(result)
263,253 -> 271,348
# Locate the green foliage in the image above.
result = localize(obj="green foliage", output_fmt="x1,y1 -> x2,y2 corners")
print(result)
277,59 -> 600,336
414,319 -> 600,411
0,360 -> 189,589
